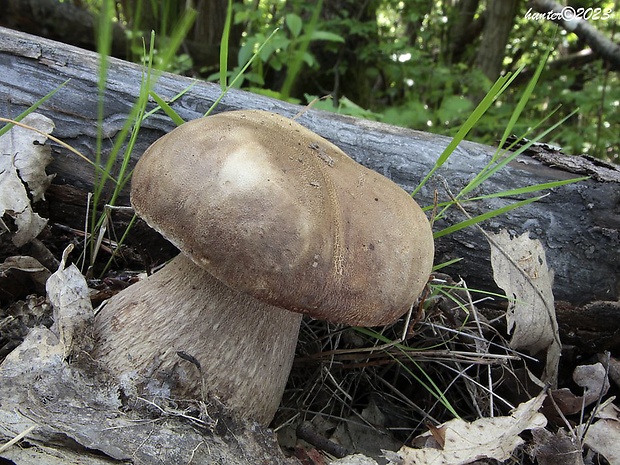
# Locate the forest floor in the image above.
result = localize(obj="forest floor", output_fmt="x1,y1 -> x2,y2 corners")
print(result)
1,116 -> 619,465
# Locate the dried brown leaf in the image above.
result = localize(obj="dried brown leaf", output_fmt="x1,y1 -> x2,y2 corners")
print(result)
545,363 -> 610,418
530,428 -> 583,465
487,230 -> 560,386
46,245 -> 94,357
0,113 -> 55,246
391,393 -> 547,465
0,255 -> 51,290
582,402 -> 620,465
573,363 -> 610,406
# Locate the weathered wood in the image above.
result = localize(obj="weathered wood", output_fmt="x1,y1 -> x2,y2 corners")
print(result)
0,323 -> 297,465
0,26 -> 618,305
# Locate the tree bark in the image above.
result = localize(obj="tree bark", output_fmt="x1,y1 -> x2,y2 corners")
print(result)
0,0 -> 242,74
0,0 -> 128,57
0,26 -> 618,307
448,0 -> 482,64
475,0 -> 519,80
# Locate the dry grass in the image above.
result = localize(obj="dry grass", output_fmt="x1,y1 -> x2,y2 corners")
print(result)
273,276 -> 534,458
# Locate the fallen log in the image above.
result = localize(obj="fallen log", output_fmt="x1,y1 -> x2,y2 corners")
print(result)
0,25 -> 618,307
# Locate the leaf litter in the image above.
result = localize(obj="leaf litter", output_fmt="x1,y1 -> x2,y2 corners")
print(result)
377,230 -> 615,465
0,116 -> 618,464
0,113 -> 55,246
488,229 -> 561,386
389,392 -> 547,465
581,401 -> 620,464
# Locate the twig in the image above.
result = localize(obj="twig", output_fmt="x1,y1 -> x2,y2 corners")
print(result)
0,425 -> 37,453
296,421 -> 352,458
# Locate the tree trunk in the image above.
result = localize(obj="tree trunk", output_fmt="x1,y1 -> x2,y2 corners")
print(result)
0,0 -> 242,74
447,0 -> 482,64
0,26 -> 618,308
0,0 -> 128,57
475,0 -> 519,80
186,0 -> 244,73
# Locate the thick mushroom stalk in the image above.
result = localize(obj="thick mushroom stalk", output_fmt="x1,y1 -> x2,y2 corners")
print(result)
93,110 -> 434,425
94,254 -> 302,424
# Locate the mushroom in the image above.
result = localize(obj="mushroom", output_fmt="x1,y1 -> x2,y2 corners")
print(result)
93,110 -> 434,424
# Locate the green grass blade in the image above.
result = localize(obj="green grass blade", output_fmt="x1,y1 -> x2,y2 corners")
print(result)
0,80 -> 70,137
435,284 -> 512,301
353,329 -> 460,418
158,8 -> 197,71
229,29 -> 279,89
220,0 -> 233,91
85,5 -> 196,267
94,0 -> 114,175
456,109 -> 578,203
398,355 -> 461,418
495,63 -> 525,96
144,81 -> 195,122
149,90 -> 186,126
497,56 -> 550,157
91,0 -> 115,259
432,257 -> 463,271
411,72 -> 514,197
474,176 -> 589,199
206,28 -> 279,117
101,213 -> 138,275
433,195 -> 545,239
85,32 -> 154,264
106,38 -> 157,206
424,175 -> 588,215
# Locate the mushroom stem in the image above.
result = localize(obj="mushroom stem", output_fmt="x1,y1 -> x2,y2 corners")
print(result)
93,254 -> 302,424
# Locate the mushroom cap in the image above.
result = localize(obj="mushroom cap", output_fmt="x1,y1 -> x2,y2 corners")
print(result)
131,110 -> 434,326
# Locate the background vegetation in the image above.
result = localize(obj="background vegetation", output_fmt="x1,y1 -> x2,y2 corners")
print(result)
3,0 -> 618,162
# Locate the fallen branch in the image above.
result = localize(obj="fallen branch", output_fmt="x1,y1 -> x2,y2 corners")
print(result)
0,26 -> 618,306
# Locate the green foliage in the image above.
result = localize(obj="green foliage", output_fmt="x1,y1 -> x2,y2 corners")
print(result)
78,0 -> 618,162
535,60 -> 620,160
225,0 -> 343,91
229,0 -> 617,163
408,44 -> 587,240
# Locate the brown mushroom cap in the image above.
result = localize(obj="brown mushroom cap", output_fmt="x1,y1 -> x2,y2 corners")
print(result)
131,110 -> 434,326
